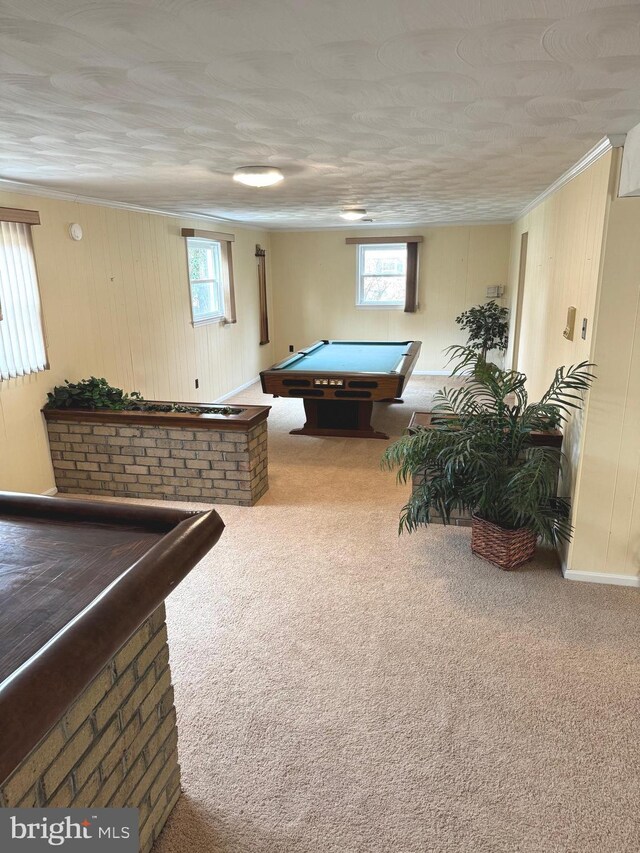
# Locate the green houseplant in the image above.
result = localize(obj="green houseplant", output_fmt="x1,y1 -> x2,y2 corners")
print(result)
45,377 -> 239,415
456,300 -> 509,362
382,350 -> 595,569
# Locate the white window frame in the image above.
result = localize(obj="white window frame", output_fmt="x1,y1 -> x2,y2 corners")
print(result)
186,236 -> 227,325
183,228 -> 237,327
0,213 -> 48,381
356,242 -> 407,309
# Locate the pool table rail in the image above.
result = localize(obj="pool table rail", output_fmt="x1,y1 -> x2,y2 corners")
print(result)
261,340 -> 421,402
260,339 -> 421,438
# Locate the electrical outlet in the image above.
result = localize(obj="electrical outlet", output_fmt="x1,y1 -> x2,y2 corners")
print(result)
195,378 -> 199,389
289,345 -> 294,352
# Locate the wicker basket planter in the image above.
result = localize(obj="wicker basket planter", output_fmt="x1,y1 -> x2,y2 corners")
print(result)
471,515 -> 537,570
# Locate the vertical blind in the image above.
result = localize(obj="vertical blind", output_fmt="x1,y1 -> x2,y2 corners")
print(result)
0,220 -> 47,380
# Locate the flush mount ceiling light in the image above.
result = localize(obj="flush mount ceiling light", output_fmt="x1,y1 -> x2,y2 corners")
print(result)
340,208 -> 367,221
233,166 -> 284,187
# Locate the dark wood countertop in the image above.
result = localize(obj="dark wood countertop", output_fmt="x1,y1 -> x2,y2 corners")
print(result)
0,493 -> 224,783
408,411 -> 563,447
0,514 -> 162,685
42,401 -> 271,431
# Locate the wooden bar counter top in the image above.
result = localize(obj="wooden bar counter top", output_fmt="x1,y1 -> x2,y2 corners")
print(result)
0,492 -> 224,848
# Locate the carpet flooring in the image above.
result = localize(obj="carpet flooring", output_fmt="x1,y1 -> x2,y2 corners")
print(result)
153,377 -> 640,853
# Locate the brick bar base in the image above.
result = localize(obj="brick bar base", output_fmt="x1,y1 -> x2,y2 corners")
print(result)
47,419 -> 268,506
0,605 -> 180,853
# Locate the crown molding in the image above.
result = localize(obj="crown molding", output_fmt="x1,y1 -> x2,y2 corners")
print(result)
606,133 -> 627,149
517,136 -> 622,220
268,218 -> 513,233
0,176 -> 516,231
0,177 -> 268,230
0,134 -> 627,233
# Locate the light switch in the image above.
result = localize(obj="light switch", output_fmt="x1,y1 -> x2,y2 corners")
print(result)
563,306 -> 576,341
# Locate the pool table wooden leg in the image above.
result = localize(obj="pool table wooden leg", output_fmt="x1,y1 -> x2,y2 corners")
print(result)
290,399 -> 389,439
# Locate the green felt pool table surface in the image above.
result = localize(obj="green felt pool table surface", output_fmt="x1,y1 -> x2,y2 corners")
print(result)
278,340 -> 414,373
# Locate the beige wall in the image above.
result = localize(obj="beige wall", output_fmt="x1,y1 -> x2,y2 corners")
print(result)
570,166 -> 640,579
3,158 -> 637,583
0,191 -> 273,494
269,225 -> 511,371
506,152 -> 612,398
507,148 -> 640,581
505,153 -> 612,570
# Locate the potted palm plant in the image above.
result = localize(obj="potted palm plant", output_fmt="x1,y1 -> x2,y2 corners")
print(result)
382,349 -> 595,569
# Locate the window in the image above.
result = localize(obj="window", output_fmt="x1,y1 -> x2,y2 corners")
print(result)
182,228 -> 236,325
0,212 -> 48,381
357,243 -> 407,307
348,236 -> 421,312
187,237 -> 225,322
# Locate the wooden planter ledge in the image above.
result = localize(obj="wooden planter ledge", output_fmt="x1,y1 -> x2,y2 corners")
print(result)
42,401 -> 270,431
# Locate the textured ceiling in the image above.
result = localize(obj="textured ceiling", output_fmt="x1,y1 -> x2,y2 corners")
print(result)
1,0 -> 640,228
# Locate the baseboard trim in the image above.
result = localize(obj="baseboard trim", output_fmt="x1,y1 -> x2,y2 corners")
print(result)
563,569 -> 640,587
42,487 -> 58,496
413,370 -> 450,376
215,376 -> 260,402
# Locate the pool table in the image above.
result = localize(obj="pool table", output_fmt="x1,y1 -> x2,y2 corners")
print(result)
260,340 -> 421,439
0,492 -> 224,794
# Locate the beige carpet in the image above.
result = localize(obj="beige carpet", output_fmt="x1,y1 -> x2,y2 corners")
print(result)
152,377 -> 640,853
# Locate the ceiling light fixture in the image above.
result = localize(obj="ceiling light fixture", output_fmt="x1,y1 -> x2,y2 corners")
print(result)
340,208 -> 367,221
233,166 -> 284,187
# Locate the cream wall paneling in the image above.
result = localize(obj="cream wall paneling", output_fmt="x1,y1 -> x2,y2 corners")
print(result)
0,189 -> 273,495
507,148 -> 640,582
569,155 -> 640,581
269,225 -> 511,373
505,151 -> 612,575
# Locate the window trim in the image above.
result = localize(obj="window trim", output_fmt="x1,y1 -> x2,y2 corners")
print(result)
186,237 -> 226,325
0,207 -> 40,226
182,228 -> 236,327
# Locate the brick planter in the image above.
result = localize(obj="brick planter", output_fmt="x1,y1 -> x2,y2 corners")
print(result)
43,403 -> 270,506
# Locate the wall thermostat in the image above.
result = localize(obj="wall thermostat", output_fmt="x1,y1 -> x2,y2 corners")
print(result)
69,223 -> 83,241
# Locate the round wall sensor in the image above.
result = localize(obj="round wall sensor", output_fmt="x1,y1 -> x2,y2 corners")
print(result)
69,223 -> 83,241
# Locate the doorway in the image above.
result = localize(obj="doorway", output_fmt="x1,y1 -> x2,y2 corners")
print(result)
511,231 -> 528,372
